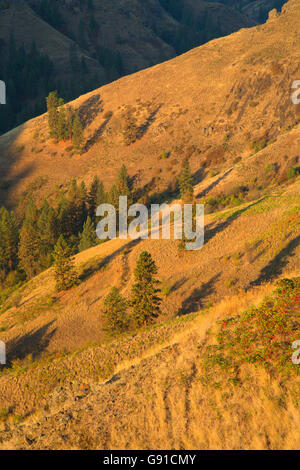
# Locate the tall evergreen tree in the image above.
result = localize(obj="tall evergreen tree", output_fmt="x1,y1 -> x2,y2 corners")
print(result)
131,251 -> 161,327
96,180 -> 106,207
57,103 -> 68,141
103,287 -> 130,335
60,180 -> 87,239
65,105 -> 74,141
37,200 -> 58,269
72,111 -> 84,153
18,220 -> 41,279
88,176 -> 100,218
18,198 -> 41,279
46,91 -> 59,140
116,164 -> 133,203
53,235 -> 78,291
0,207 -> 19,278
178,160 -> 194,202
78,216 -> 97,252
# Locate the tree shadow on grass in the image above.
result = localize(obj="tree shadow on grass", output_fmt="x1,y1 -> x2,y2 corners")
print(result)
177,273 -> 221,316
137,105 -> 162,140
170,277 -> 187,293
205,198 -> 266,245
78,93 -> 103,129
83,112 -> 113,152
6,321 -> 56,366
196,167 -> 234,198
79,238 -> 142,282
251,235 -> 300,286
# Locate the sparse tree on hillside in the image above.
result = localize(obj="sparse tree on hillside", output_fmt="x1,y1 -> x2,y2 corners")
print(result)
131,251 -> 161,328
18,198 -> 43,279
103,286 -> 130,335
57,103 -> 68,141
53,235 -> 78,291
178,160 -> 194,202
96,180 -> 106,207
0,207 -> 19,278
18,220 -> 41,280
65,105 -> 74,141
72,111 -> 84,153
116,164 -> 133,204
46,91 -> 59,140
88,176 -> 100,218
37,200 -> 59,269
78,216 -> 97,252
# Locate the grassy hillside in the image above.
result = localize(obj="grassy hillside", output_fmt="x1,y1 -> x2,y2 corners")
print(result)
0,0 -> 299,211
0,175 -> 299,447
0,0 -> 299,450
0,0 -> 256,135
0,272 -> 298,449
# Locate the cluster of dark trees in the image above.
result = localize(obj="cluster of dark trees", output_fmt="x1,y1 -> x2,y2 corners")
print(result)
158,0 -> 225,54
0,35 -> 54,134
103,251 -> 161,334
0,153 -> 194,293
46,91 -> 84,153
30,0 -> 65,31
0,33 -> 100,136
0,164 -> 133,288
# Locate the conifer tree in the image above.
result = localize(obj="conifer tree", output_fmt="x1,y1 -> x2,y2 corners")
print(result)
37,201 -> 58,269
88,178 -> 106,221
62,180 -> 87,238
46,91 -> 59,140
79,181 -> 88,201
65,106 -> 74,141
108,184 -> 119,208
103,286 -> 130,335
57,104 -> 68,141
18,220 -> 41,279
53,235 -> 78,291
88,176 -> 100,218
130,251 -> 161,327
116,164 -> 133,204
0,207 -> 19,277
178,160 -> 194,202
18,198 -> 41,279
72,112 -> 84,153
78,216 -> 97,252
96,180 -> 106,207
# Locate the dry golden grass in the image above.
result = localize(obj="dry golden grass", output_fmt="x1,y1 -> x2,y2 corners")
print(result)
1,1 -> 300,210
0,277 -> 298,450
0,1 -> 300,449
0,185 -> 299,360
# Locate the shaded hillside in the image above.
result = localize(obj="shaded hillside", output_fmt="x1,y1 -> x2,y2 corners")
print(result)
0,1 -> 299,451
0,0 -> 299,211
0,0 -> 257,135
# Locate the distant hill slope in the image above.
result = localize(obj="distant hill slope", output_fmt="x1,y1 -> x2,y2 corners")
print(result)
0,1 -> 299,451
0,0 -> 299,211
1,0 -> 281,135
209,1 -> 288,22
